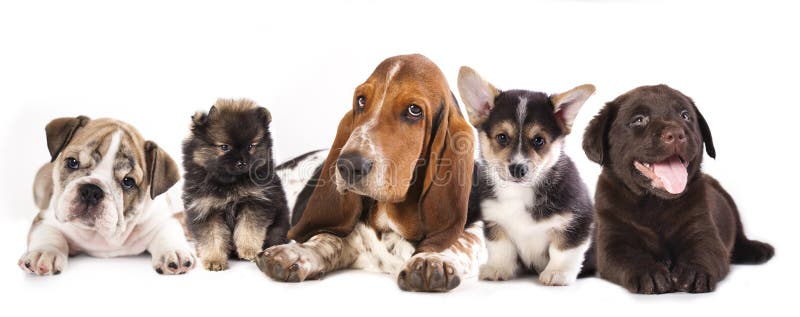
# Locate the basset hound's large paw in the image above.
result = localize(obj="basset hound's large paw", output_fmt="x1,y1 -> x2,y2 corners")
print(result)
257,243 -> 325,282
397,252 -> 461,292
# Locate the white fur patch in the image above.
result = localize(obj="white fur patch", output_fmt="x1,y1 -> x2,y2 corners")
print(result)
480,174 -> 578,275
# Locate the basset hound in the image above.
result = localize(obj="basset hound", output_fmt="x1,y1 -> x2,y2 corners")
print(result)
256,54 -> 485,292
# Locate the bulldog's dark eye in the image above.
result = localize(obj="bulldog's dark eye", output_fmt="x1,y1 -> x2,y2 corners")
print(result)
407,104 -> 423,118
65,158 -> 79,170
121,177 -> 136,190
681,110 -> 690,121
496,133 -> 510,146
630,115 -> 649,127
532,136 -> 546,149
219,144 -> 230,152
356,96 -> 366,111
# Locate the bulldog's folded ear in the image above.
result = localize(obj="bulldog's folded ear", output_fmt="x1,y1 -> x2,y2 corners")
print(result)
582,102 -> 618,166
288,111 -> 363,242
416,98 -> 474,253
45,116 -> 90,162
144,141 -> 180,199
458,66 -> 501,127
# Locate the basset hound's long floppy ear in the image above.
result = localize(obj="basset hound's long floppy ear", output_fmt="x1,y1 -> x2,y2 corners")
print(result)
144,141 -> 180,199
288,111 -> 363,243
45,116 -> 90,162
415,96 -> 475,253
582,102 -> 618,166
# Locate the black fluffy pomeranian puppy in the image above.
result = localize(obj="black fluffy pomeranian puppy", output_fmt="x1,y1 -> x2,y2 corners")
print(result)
182,98 -> 290,271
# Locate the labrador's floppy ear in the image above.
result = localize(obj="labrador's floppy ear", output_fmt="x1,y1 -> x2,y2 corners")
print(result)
45,116 -> 90,162
457,66 -> 501,127
551,84 -> 596,134
416,97 -> 475,253
144,141 -> 180,199
288,111 -> 363,243
690,100 -> 716,159
582,102 -> 618,166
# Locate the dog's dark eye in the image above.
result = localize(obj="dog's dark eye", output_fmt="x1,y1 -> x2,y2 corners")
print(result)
356,96 -> 366,111
121,177 -> 136,190
681,110 -> 690,121
630,115 -> 649,127
407,104 -> 423,119
248,143 -> 257,150
65,157 -> 80,170
532,136 -> 546,149
496,133 -> 509,146
219,144 -> 230,152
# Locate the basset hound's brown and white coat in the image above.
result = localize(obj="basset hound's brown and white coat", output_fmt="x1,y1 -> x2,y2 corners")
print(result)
257,54 -> 485,292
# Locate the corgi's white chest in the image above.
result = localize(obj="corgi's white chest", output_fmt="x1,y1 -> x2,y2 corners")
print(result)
481,181 -> 569,272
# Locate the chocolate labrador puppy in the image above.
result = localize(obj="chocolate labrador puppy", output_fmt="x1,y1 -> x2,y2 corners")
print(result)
582,85 -> 774,294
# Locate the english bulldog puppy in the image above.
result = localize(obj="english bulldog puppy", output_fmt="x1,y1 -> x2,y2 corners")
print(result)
19,116 -> 196,276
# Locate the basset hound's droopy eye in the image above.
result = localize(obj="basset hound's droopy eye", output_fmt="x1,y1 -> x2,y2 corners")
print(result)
356,96 -> 366,112
406,104 -> 423,120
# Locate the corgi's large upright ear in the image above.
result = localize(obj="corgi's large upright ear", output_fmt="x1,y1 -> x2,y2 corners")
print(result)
550,84 -> 596,134
457,66 -> 501,127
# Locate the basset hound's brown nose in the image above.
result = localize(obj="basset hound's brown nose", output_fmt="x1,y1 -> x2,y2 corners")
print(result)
337,152 -> 373,184
661,126 -> 687,144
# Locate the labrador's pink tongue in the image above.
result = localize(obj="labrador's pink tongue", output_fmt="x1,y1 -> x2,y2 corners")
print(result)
652,156 -> 688,194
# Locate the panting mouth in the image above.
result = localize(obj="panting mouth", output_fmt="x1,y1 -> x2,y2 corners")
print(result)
634,154 -> 689,195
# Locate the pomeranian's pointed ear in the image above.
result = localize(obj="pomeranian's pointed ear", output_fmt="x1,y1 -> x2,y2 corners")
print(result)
458,66 -> 500,127
551,84 -> 596,134
257,106 -> 272,126
191,105 -> 216,128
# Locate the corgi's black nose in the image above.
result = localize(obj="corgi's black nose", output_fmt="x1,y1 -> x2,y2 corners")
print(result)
337,152 -> 373,184
509,163 -> 528,179
79,184 -> 104,206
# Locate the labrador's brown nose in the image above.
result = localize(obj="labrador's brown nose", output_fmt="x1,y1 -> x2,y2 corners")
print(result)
661,127 -> 686,144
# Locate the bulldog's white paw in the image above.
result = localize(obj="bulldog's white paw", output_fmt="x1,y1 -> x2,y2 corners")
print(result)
19,248 -> 68,276
539,269 -> 576,286
151,247 -> 196,275
479,264 -> 516,281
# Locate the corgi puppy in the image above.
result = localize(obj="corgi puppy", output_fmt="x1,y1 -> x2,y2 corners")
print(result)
459,66 -> 596,286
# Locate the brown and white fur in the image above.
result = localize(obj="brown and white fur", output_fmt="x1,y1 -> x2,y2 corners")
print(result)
459,66 -> 596,286
256,54 -> 485,292
18,116 -> 194,276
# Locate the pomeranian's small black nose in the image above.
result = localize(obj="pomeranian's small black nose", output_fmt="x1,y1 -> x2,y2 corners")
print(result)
509,163 -> 528,179
79,184 -> 104,206
337,152 -> 373,184
235,161 -> 248,169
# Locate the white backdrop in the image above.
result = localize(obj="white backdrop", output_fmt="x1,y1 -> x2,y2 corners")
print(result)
1,0 -> 798,316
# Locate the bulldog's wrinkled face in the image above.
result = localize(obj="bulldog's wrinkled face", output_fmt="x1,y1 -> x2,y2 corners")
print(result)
335,55 -> 451,202
52,120 -> 149,238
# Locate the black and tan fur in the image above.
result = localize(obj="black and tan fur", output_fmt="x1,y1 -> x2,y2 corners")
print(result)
182,99 -> 290,271
459,66 -> 596,285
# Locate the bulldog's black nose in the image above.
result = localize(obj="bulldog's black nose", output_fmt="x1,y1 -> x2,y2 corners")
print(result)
337,152 -> 373,184
79,184 -> 104,206
661,126 -> 687,144
509,163 -> 528,179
